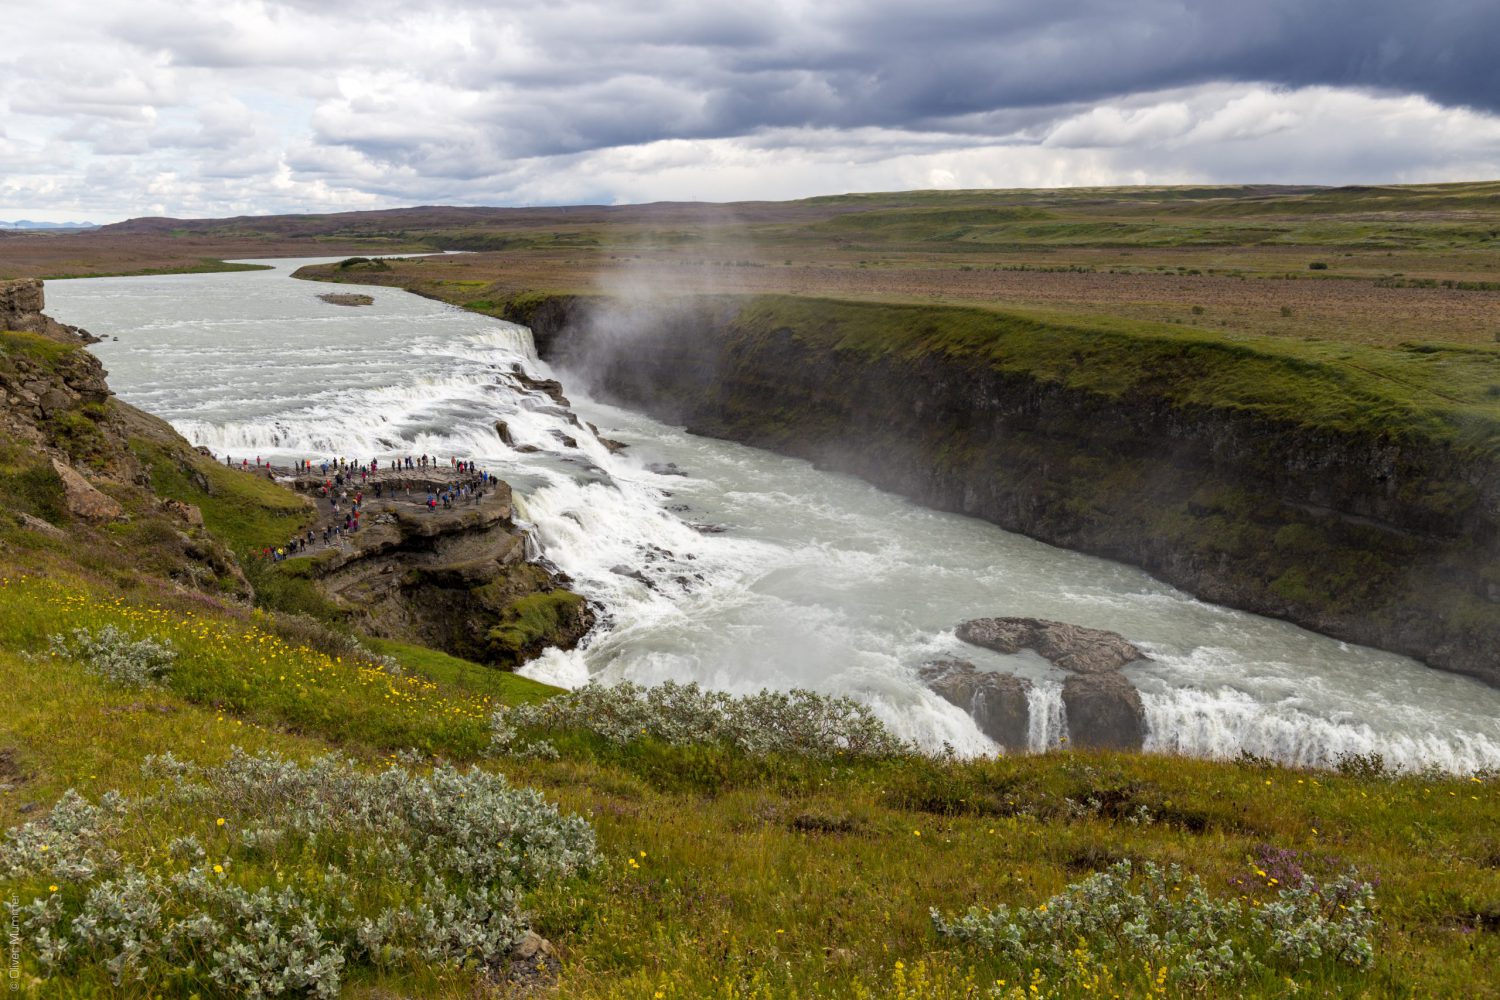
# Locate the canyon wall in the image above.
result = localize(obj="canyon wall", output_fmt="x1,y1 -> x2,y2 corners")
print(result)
507,293 -> 1500,687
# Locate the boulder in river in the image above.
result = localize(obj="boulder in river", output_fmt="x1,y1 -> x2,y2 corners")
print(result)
587,422 -> 629,453
610,564 -> 654,589
511,368 -> 570,407
956,617 -> 1147,674
1061,672 -> 1146,750
919,660 -> 1031,751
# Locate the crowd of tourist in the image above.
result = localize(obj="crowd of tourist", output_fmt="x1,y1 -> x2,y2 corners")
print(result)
220,453 -> 497,562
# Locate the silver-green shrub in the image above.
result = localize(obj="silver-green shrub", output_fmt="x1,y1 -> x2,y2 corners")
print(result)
932,859 -> 1375,987
2,748 -> 597,996
490,680 -> 909,759
0,788 -> 125,881
48,625 -> 176,688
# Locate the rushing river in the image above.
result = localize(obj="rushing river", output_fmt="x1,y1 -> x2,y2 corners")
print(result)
44,258 -> 1500,773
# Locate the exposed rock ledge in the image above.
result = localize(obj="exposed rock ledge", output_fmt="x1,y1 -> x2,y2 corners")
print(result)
290,473 -> 593,668
955,617 -> 1147,674
1,279 -> 99,343
919,660 -> 1031,751
925,616 -> 1149,752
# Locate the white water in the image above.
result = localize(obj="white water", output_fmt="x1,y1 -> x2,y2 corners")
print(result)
43,259 -> 1500,773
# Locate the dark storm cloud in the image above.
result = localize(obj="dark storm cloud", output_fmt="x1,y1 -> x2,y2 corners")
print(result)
688,0 -> 1500,136
99,0 -> 1500,158
7,0 -> 1499,218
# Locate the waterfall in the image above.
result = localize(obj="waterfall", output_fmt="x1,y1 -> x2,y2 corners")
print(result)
38,258 -> 1500,774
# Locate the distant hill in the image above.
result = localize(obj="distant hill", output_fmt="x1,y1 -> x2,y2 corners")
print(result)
0,220 -> 97,230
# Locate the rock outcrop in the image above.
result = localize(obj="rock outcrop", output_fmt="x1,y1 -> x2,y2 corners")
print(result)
956,617 -> 1146,674
1061,672 -> 1147,751
292,474 -> 593,667
0,339 -> 111,443
50,457 -> 122,522
1,280 -> 249,598
950,616 -> 1147,750
919,659 -> 1031,750
1,279 -> 99,343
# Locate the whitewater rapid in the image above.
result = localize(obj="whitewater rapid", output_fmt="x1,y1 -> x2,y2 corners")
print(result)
43,258 -> 1500,773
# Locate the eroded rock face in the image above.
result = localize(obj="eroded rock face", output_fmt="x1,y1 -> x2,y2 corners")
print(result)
1061,672 -> 1146,750
50,458 -> 122,522
510,367 -> 570,407
0,278 -> 44,317
919,659 -> 1031,751
956,617 -> 1147,674
0,279 -> 99,343
297,476 -> 593,667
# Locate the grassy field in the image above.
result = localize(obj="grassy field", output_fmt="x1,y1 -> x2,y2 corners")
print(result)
0,565 -> 1494,997
6,182 -> 1500,344
722,295 -> 1500,451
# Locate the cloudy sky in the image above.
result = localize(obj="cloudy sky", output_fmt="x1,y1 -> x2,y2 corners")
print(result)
5,0 -> 1500,222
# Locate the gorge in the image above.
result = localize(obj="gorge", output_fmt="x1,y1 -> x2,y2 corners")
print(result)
502,292 -> 1500,689
35,260 -> 1500,773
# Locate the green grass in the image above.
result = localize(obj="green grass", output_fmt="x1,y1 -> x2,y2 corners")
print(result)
486,589 -> 588,660
0,443 -> 69,526
0,610 -> 553,999
0,574 -> 498,757
0,570 -> 1495,997
128,438 -> 314,555
512,750 -> 1498,999
0,328 -> 81,368
363,635 -> 561,705
42,260 -> 273,280
724,295 -> 1500,452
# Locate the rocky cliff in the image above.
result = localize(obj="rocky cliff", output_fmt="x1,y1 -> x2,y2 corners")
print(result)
505,293 -> 1500,688
0,279 -> 98,343
1,279 -> 249,596
2,279 -> 591,672
287,473 -> 593,668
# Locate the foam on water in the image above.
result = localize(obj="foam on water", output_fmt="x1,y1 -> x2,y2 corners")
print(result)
41,259 -> 1500,773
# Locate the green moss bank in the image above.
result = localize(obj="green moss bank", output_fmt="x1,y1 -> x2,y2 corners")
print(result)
503,292 -> 1500,687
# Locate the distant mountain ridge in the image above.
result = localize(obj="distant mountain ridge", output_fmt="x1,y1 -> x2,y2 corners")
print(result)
0,220 -> 97,230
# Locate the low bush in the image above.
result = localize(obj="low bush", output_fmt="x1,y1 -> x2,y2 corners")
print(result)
48,625 -> 176,689
491,680 -> 909,760
933,858 -> 1376,990
1,748 -> 597,996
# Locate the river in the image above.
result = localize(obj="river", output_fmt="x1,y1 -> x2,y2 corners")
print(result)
43,258 -> 1500,772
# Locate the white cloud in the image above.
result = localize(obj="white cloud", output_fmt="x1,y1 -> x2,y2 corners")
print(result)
2,1 -> 1498,221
